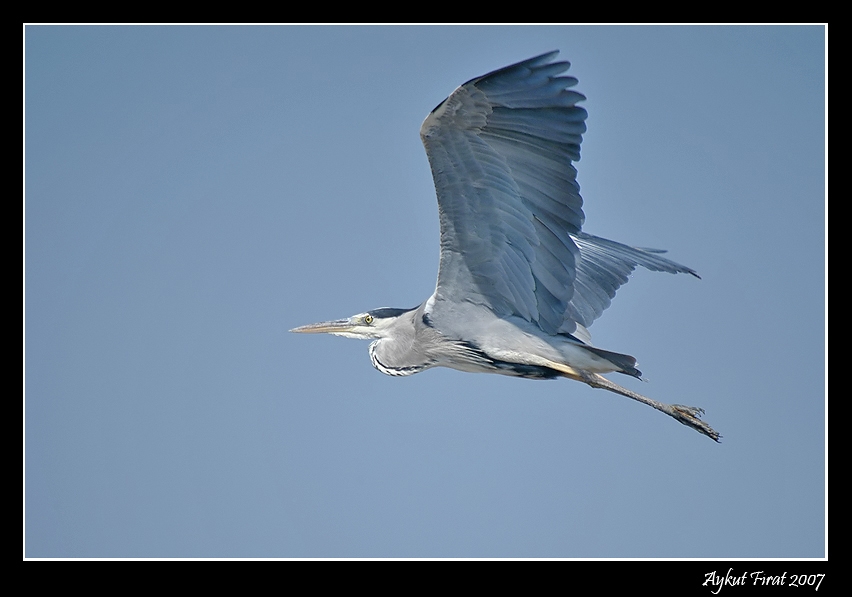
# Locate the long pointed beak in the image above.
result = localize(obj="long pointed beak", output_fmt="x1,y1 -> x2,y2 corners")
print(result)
289,319 -> 355,334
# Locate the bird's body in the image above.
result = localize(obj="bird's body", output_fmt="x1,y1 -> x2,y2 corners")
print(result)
292,52 -> 720,441
365,299 -> 639,379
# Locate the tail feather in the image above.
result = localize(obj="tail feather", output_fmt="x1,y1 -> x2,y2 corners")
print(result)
581,345 -> 643,379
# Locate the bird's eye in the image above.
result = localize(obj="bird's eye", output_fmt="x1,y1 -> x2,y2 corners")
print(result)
364,314 -> 374,324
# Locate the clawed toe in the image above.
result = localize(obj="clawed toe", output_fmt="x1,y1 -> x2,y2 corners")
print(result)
671,405 -> 720,442
673,404 -> 705,418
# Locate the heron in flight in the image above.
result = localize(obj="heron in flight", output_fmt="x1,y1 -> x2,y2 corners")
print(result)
292,52 -> 719,441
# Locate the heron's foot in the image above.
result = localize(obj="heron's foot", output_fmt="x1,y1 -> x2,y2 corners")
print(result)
670,404 -> 721,442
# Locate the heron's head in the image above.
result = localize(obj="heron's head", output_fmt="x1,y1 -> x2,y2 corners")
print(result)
290,307 -> 416,340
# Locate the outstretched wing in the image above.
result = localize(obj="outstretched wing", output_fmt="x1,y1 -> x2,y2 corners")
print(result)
421,51 -> 698,339
421,51 -> 586,335
564,232 -> 700,337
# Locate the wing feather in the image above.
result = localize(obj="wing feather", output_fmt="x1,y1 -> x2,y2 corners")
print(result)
422,52 -> 586,334
421,51 -> 697,339
566,232 -> 700,330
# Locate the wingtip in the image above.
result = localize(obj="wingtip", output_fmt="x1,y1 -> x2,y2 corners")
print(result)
468,50 -> 569,86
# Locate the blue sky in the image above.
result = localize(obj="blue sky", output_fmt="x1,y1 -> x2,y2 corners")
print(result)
25,25 -> 825,558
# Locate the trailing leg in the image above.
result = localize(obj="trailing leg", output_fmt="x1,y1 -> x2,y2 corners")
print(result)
577,371 -> 721,442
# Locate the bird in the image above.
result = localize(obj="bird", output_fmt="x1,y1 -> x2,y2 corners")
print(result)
291,51 -> 719,441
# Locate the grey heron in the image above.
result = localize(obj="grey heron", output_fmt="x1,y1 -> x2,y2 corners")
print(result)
292,51 -> 719,441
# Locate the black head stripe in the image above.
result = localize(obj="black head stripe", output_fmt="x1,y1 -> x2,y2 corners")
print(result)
368,306 -> 418,320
